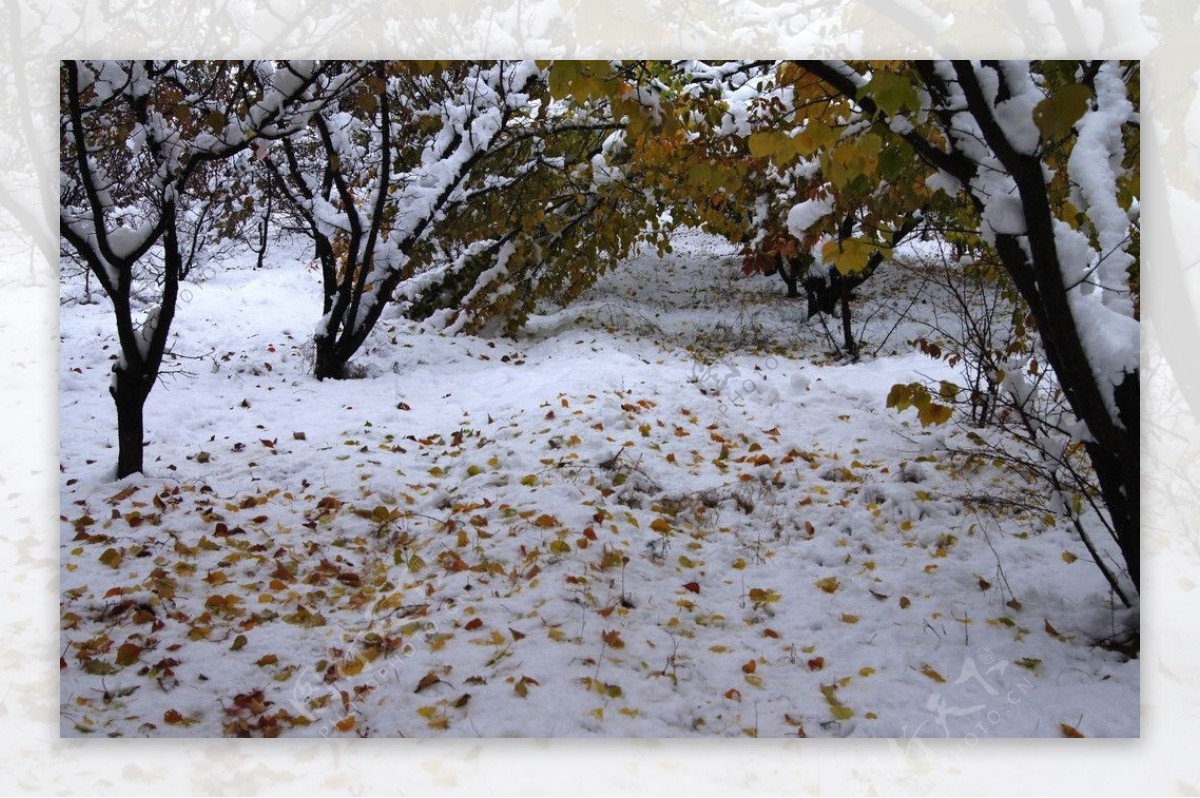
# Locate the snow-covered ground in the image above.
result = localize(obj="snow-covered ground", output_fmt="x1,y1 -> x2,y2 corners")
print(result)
59,229 -> 1138,738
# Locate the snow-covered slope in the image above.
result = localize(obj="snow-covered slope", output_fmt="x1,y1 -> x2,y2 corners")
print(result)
59,229 -> 1138,738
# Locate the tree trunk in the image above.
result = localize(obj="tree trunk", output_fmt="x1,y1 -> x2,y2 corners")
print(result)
1088,371 -> 1140,591
254,180 -> 272,270
112,370 -> 147,479
798,59 -> 1140,594
952,62 -> 1140,594
778,254 -> 800,298
1087,439 -> 1140,591
314,335 -> 346,381
777,266 -> 796,297
840,272 -> 857,361
805,271 -> 839,318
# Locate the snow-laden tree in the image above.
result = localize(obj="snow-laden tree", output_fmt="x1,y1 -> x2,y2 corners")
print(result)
265,61 -> 544,379
60,60 -> 357,477
673,59 -> 1139,594
268,60 -> 667,377
658,61 -> 934,359
175,149 -> 276,280
404,61 -> 675,336
797,60 -> 1141,593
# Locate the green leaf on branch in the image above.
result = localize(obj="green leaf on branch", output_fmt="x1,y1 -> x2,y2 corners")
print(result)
822,134 -> 882,192
747,128 -> 823,166
821,238 -> 887,275
1033,84 -> 1092,140
547,61 -> 614,102
866,71 -> 921,117
878,141 -> 913,181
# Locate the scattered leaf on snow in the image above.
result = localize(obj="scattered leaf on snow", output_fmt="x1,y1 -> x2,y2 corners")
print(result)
514,675 -> 539,698
820,683 -> 854,720
919,664 -> 946,682
115,642 -> 142,666
602,630 -> 625,649
749,587 -> 781,605
1059,722 -> 1085,738
814,577 -> 840,594
415,672 -> 443,693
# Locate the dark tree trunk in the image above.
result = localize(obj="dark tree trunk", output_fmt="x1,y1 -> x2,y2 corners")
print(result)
111,368 -> 148,479
314,335 -> 346,381
778,254 -> 800,298
805,268 -> 869,319
840,271 -> 857,360
1087,439 -> 1140,591
803,265 -> 862,358
951,61 -> 1140,593
777,251 -> 814,299
1096,367 -> 1140,590
799,59 -> 1140,593
805,270 -> 841,318
254,182 -> 272,270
